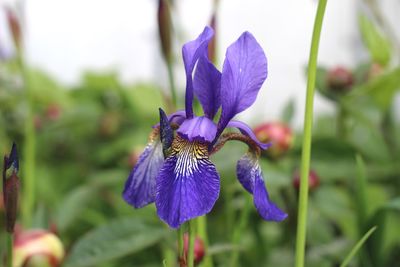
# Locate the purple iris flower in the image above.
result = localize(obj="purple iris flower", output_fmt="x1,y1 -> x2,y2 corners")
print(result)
123,26 -> 287,228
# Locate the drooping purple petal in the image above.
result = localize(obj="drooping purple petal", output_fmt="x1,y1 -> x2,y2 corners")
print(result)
156,135 -> 220,228
182,26 -> 214,118
193,56 -> 221,119
227,120 -> 272,150
236,153 -> 287,221
177,116 -> 217,143
123,130 -> 164,208
217,32 -> 268,136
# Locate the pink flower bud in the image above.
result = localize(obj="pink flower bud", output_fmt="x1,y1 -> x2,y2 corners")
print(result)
292,169 -> 320,191
46,104 -> 62,121
326,66 -> 353,92
253,122 -> 294,159
13,229 -> 65,267
179,233 -> 205,266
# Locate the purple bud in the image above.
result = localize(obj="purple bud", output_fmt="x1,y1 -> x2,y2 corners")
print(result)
157,0 -> 172,63
3,143 -> 20,233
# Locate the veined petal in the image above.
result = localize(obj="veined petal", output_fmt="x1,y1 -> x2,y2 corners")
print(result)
156,135 -> 220,228
193,56 -> 221,119
218,32 -> 268,135
123,129 -> 164,208
183,26 -> 214,118
227,120 -> 271,150
237,153 -> 287,221
177,116 -> 217,143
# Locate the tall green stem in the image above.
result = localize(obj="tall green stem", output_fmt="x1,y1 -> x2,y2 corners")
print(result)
187,220 -> 195,267
197,216 -> 213,267
17,53 -> 35,227
7,233 -> 13,267
178,226 -> 184,258
230,194 -> 252,267
294,1 -> 328,267
166,59 -> 177,110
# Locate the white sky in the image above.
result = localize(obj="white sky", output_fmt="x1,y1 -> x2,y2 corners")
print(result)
1,0 -> 399,126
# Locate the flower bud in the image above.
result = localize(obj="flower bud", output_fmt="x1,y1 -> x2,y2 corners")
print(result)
326,66 -> 353,92
5,7 -> 22,51
157,0 -> 172,63
292,169 -> 320,191
46,104 -> 62,121
13,229 -> 65,267
253,122 -> 294,159
3,142 -> 20,233
208,13 -> 217,64
179,233 -> 205,266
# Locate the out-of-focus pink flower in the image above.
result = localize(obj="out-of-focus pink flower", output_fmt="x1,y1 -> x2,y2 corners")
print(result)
253,122 -> 294,159
13,229 -> 65,267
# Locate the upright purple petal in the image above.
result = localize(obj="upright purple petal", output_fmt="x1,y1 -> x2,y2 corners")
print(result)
227,120 -> 272,150
193,56 -> 221,119
156,135 -> 220,228
237,153 -> 287,221
217,32 -> 268,135
123,130 -> 164,208
183,26 -> 214,118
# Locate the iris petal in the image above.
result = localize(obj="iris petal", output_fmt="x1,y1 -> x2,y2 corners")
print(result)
237,153 -> 287,221
182,26 -> 214,118
217,32 -> 268,136
193,56 -> 221,119
156,135 -> 220,228
227,120 -> 271,150
123,129 -> 164,208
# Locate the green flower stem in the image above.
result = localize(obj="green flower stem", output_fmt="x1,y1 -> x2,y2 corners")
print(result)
230,194 -> 252,267
166,58 -> 178,110
178,226 -> 184,258
294,1 -> 328,267
17,53 -> 36,228
197,216 -> 213,267
7,233 -> 13,267
187,220 -> 196,267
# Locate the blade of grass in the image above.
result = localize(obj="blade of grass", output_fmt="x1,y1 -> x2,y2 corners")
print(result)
340,226 -> 377,267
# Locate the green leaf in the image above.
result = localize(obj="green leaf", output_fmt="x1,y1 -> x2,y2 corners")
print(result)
63,217 -> 168,267
280,98 -> 295,124
340,226 -> 377,267
358,14 -> 391,66
55,185 -> 98,232
350,67 -> 400,110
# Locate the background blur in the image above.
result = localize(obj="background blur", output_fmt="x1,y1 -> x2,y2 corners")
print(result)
1,0 -> 399,125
